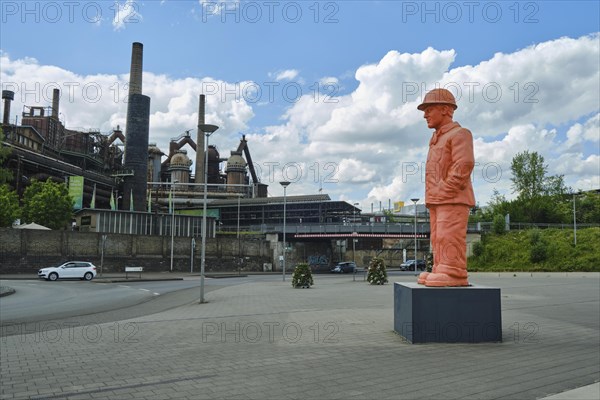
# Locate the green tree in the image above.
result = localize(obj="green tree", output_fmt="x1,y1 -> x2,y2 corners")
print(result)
576,192 -> 600,224
511,151 -> 547,200
22,179 -> 74,229
0,127 -> 13,184
0,184 -> 20,227
509,151 -> 570,223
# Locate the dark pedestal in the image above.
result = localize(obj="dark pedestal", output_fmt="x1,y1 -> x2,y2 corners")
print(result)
394,282 -> 502,343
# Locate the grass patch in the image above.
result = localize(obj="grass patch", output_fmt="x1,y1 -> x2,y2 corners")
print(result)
468,227 -> 600,272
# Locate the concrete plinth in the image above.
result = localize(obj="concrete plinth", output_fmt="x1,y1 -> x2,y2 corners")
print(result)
394,282 -> 502,343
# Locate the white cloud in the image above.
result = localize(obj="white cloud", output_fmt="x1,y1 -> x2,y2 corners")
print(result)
1,34 -> 598,203
112,0 -> 143,31
319,77 -> 339,86
565,113 -> 600,151
274,69 -> 300,81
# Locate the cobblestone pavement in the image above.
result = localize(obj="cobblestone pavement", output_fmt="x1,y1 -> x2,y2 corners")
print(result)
1,273 -> 598,400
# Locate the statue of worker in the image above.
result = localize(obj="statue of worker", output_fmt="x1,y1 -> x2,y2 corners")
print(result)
416,88 -> 475,287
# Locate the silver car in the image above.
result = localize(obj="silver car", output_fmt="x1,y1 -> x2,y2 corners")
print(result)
38,261 -> 97,281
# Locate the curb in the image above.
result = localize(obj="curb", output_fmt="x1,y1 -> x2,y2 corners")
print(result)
0,286 -> 16,297
92,278 -> 184,283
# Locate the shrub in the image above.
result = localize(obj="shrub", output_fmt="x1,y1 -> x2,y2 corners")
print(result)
472,241 -> 485,258
529,229 -> 542,245
291,263 -> 314,288
530,241 -> 548,263
367,257 -> 388,285
492,214 -> 506,235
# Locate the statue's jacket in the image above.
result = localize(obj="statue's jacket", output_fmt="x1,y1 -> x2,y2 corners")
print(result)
425,122 -> 476,207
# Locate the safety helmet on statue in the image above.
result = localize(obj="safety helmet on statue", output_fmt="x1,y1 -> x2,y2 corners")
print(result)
417,88 -> 458,111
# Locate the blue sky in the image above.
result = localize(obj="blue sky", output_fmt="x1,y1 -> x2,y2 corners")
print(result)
1,0 -> 599,209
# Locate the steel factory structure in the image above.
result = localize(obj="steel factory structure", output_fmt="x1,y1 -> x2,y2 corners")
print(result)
1,42 -> 359,236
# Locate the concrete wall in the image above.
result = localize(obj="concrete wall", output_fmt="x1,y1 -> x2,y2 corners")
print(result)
0,228 -> 479,274
0,228 -> 271,274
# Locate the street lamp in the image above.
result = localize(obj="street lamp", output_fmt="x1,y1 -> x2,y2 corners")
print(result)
280,181 -> 290,282
353,202 -> 359,277
411,198 -> 419,273
237,193 -> 242,239
573,193 -> 577,246
170,179 -> 179,272
237,193 -> 243,272
199,123 -> 219,303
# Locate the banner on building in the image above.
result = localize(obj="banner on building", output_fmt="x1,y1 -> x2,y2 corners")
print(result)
69,176 -> 84,210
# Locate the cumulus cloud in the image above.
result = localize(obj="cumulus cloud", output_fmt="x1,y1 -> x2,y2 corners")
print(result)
273,69 -> 300,81
1,34 -> 598,204
254,34 -> 599,201
0,52 -> 254,172
112,0 -> 143,31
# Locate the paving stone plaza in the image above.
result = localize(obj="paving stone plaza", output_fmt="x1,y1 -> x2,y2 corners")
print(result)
1,273 -> 599,399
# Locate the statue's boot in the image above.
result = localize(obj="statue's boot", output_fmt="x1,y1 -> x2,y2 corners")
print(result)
417,265 -> 437,285
424,264 -> 469,287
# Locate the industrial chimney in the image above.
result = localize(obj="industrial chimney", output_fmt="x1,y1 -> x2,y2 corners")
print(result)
122,42 -> 151,212
2,90 -> 14,125
129,42 -> 143,96
51,89 -> 60,119
195,94 -> 206,188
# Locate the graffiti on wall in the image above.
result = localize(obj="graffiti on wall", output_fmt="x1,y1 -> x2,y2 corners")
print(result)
308,255 -> 329,266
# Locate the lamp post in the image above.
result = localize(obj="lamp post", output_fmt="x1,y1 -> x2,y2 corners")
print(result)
573,193 -> 577,246
237,193 -> 241,239
280,181 -> 290,282
198,124 -> 219,303
170,179 -> 179,272
237,193 -> 242,273
411,198 -> 419,273
352,202 -> 359,280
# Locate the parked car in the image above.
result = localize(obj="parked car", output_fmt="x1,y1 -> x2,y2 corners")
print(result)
38,261 -> 97,281
400,259 -> 426,271
330,262 -> 357,273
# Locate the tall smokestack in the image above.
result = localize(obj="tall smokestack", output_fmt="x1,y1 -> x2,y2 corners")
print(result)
123,42 -> 150,212
2,90 -> 14,125
195,94 -> 206,186
129,42 -> 143,96
51,89 -> 60,119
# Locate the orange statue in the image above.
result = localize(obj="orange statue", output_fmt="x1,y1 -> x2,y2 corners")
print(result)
417,88 -> 475,287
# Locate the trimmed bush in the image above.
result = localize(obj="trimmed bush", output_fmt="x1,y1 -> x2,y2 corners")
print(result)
291,263 -> 314,288
367,257 -> 388,285
425,252 -> 434,273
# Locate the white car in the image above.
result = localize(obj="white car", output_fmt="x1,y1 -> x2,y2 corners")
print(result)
38,261 -> 97,281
